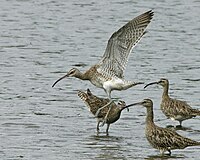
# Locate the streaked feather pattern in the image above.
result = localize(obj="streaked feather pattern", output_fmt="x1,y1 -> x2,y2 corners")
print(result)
146,123 -> 200,153
98,10 -> 153,78
144,78 -> 200,126
161,97 -> 200,121
136,99 -> 200,155
77,89 -> 126,128
53,11 -> 153,102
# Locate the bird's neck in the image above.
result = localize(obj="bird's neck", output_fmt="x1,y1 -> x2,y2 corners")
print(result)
162,84 -> 169,99
146,107 -> 154,125
76,71 -> 89,80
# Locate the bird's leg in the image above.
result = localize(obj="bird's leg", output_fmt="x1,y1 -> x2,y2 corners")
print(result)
179,121 -> 182,127
160,150 -> 165,156
167,149 -> 171,156
101,104 -> 113,127
176,121 -> 183,128
96,120 -> 100,135
95,100 -> 114,117
100,97 -> 121,126
106,124 -> 110,136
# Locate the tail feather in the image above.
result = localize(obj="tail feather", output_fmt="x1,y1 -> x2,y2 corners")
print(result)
192,109 -> 200,116
189,140 -> 200,147
196,110 -> 200,116
180,136 -> 200,148
77,90 -> 88,101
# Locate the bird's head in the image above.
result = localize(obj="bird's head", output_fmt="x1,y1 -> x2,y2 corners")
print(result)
52,68 -> 80,87
117,100 -> 127,110
144,78 -> 169,89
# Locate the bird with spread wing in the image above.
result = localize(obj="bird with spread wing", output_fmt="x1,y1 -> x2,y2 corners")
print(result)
52,10 -> 154,123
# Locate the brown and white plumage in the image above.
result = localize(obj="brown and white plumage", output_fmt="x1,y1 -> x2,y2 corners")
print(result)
98,10 -> 154,79
77,89 -> 129,135
52,10 -> 154,98
126,99 -> 200,155
144,78 -> 200,126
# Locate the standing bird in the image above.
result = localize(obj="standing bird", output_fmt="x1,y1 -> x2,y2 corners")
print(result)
126,99 -> 200,155
52,10 -> 154,122
78,89 -> 130,135
144,78 -> 200,127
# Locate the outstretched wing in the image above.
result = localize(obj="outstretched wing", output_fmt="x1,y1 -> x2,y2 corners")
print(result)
97,10 -> 154,78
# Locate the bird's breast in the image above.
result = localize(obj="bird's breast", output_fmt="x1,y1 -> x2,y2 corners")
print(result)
89,72 -> 111,89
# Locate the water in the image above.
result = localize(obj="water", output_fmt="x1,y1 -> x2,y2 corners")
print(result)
0,0 -> 200,159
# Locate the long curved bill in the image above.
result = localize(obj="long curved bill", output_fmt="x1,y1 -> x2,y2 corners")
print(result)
144,81 -> 158,89
123,101 -> 143,110
52,73 -> 69,87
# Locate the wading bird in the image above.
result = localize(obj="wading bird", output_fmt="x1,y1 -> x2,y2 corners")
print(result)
78,89 -> 130,135
144,78 -> 200,127
126,99 -> 200,155
53,10 -> 154,123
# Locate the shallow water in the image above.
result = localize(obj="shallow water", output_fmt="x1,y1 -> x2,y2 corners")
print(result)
0,0 -> 200,159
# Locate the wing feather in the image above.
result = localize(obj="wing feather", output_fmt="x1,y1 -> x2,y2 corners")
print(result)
98,10 -> 154,78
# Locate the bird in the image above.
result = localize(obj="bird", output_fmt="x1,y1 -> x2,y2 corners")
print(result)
144,78 -> 200,127
77,89 -> 131,135
52,10 -> 154,122
126,98 -> 200,155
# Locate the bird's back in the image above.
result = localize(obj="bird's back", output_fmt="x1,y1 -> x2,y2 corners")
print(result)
146,123 -> 200,151
77,89 -> 121,123
161,97 -> 198,121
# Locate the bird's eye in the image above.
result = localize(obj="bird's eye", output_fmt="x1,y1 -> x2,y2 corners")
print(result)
118,101 -> 125,106
71,70 -> 75,74
143,101 -> 147,104
118,101 -> 122,105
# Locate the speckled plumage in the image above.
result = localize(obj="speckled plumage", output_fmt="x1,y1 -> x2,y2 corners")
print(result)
53,10 -> 153,124
77,89 -> 128,134
52,10 -> 154,98
127,99 -> 200,155
144,78 -> 200,126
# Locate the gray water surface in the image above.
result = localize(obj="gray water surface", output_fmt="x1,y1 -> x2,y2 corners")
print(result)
1,0 -> 200,159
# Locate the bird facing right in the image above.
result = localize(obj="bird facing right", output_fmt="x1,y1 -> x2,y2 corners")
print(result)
77,89 -> 130,135
126,99 -> 200,155
144,78 -> 200,127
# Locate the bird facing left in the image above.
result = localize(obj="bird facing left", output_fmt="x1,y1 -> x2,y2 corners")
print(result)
52,10 -> 154,124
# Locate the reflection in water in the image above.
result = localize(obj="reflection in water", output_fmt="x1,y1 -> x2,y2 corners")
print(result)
83,134 -> 127,160
145,154 -> 185,160
88,134 -> 124,143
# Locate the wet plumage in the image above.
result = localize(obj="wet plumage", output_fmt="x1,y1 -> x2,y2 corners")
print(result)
127,99 -> 200,155
144,78 -> 200,126
77,89 -> 129,135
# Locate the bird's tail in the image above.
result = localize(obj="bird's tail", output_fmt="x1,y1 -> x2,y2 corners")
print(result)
188,140 -> 200,147
77,90 -> 88,101
192,108 -> 200,116
181,136 -> 200,148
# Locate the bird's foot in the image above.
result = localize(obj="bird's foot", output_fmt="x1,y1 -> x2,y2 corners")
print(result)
175,125 -> 183,129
